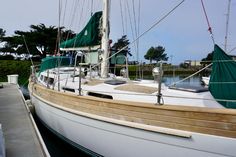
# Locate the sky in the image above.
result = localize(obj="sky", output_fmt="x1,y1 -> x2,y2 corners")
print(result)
0,0 -> 236,64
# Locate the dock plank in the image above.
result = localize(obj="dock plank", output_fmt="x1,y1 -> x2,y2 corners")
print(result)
0,83 -> 45,157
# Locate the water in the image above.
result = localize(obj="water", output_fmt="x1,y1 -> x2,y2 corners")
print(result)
21,75 -> 203,157
163,75 -> 203,86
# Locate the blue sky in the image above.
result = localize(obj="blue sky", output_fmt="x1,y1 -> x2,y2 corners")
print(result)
1,0 -> 236,64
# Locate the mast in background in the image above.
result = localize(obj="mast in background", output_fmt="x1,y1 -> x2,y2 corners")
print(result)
224,0 -> 231,52
100,0 -> 110,78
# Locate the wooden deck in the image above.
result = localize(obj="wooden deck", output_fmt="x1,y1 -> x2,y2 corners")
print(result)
30,82 -> 236,138
114,84 -> 158,94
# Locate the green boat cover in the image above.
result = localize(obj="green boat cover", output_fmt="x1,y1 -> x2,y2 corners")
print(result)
40,56 -> 71,73
209,44 -> 236,109
110,51 -> 126,64
60,11 -> 102,49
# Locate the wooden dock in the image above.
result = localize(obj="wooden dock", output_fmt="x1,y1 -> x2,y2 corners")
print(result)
0,83 -> 49,157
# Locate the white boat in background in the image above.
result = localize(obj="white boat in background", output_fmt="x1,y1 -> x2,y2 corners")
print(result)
28,0 -> 236,156
201,76 -> 210,86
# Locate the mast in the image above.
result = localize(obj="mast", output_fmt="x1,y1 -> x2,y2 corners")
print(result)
100,0 -> 110,78
224,0 -> 231,52
57,0 -> 61,91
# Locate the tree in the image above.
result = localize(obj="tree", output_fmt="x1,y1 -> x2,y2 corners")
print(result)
201,51 -> 213,66
0,24 -> 76,58
144,46 -> 168,63
15,23 -> 59,57
111,35 -> 131,57
0,28 -> 6,41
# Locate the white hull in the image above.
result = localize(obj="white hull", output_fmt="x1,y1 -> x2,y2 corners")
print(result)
202,76 -> 210,86
31,94 -> 236,157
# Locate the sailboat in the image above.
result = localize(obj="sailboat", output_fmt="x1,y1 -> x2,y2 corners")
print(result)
28,0 -> 236,156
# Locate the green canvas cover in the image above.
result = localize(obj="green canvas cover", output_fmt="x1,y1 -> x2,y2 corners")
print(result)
209,44 -> 236,109
110,51 -> 126,64
60,11 -> 102,49
40,56 -> 71,73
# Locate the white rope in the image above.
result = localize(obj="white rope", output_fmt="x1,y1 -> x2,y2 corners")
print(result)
169,63 -> 212,86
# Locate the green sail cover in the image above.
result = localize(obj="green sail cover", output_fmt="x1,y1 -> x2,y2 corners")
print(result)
60,11 -> 102,49
209,44 -> 236,109
40,56 -> 71,73
110,51 -> 126,64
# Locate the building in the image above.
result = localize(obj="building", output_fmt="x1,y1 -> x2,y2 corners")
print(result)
184,60 -> 201,67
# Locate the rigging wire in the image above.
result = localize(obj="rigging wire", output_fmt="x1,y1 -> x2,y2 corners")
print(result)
200,0 -> 215,44
121,0 -> 137,66
119,0 -> 125,35
132,0 -> 138,49
61,0 -> 68,26
137,0 -> 141,78
125,0 -> 137,62
85,0 -> 186,73
22,35 -> 34,66
73,0 -> 80,31
229,46 -> 236,53
173,0 -> 233,86
73,0 -> 86,48
131,0 -> 140,79
69,0 -> 77,27
123,1 -> 128,36
60,0 -> 78,49
125,1 -> 136,46
91,0 -> 94,16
